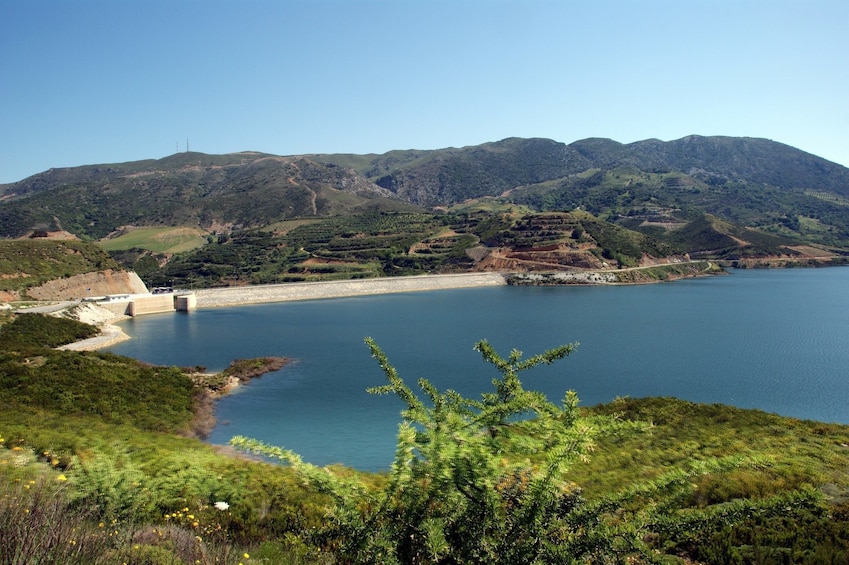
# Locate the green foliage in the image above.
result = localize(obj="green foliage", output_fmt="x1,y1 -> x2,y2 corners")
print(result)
5,137 -> 849,254
575,211 -> 676,265
0,313 -> 99,351
139,213 -> 483,288
0,152 -> 413,240
68,446 -> 156,521
97,226 -> 208,253
0,240 -> 120,292
231,339 -> 823,564
0,348 -> 196,432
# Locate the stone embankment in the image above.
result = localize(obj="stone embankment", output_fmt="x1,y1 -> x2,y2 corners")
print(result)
194,272 -> 507,308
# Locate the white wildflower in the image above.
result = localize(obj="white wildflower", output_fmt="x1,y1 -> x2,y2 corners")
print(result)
214,501 -> 230,511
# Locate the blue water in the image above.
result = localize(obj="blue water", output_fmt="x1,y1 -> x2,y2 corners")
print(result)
107,267 -> 849,470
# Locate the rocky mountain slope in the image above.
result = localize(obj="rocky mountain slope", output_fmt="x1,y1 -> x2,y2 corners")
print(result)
0,152 -> 411,240
2,135 -> 848,265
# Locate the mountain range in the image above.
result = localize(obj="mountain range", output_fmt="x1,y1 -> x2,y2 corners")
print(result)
2,135 -> 848,285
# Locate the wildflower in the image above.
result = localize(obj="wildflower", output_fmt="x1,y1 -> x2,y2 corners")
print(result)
56,474 -> 68,481
243,553 -> 250,559
214,501 -> 230,511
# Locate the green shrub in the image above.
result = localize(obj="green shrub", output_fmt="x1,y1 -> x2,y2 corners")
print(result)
0,313 -> 98,351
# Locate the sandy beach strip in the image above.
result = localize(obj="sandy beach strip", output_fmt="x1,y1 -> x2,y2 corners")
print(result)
194,272 -> 507,308
58,323 -> 131,351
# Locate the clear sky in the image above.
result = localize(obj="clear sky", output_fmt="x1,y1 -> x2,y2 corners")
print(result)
1,0 -> 847,184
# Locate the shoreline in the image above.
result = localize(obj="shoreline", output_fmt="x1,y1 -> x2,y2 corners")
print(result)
48,273 -> 506,351
188,356 -> 290,439
58,322 -> 131,351
55,266 -> 722,351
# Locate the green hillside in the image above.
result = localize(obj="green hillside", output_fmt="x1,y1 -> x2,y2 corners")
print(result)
98,226 -> 209,254
3,135 -> 849,274
127,209 -> 686,289
0,153 -> 410,240
0,239 -> 120,293
1,313 -> 847,563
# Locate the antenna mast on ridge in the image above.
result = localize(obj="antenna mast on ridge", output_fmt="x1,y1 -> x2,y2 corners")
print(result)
186,138 -> 189,153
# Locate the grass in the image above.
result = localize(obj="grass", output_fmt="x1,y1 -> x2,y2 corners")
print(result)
265,218 -> 322,235
98,226 -> 208,253
579,397 -> 849,503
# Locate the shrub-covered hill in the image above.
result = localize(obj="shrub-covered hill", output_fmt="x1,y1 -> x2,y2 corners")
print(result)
1,313 -> 848,563
3,135 -> 849,258
0,152 -> 414,240
0,315 -> 195,431
0,239 -> 120,294
132,210 -> 690,289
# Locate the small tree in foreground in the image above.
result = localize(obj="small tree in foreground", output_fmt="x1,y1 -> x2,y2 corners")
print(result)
232,339 -> 817,564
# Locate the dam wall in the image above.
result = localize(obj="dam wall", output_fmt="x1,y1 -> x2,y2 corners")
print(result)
194,273 -> 507,308
92,292 -> 197,317
128,294 -> 177,316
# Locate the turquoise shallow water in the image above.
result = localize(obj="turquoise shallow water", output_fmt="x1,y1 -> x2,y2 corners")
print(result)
108,267 -> 849,470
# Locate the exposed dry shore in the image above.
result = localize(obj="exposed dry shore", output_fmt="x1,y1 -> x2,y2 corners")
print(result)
54,302 -> 132,351
193,272 -> 507,308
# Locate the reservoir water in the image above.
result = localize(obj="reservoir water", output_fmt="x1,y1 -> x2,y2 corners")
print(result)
107,267 -> 849,471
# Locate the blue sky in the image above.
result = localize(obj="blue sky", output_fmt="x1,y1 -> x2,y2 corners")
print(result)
1,0 -> 847,183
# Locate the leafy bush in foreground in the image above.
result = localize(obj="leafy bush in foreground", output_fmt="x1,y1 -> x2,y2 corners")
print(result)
233,339 -> 820,564
1,312 -> 845,563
